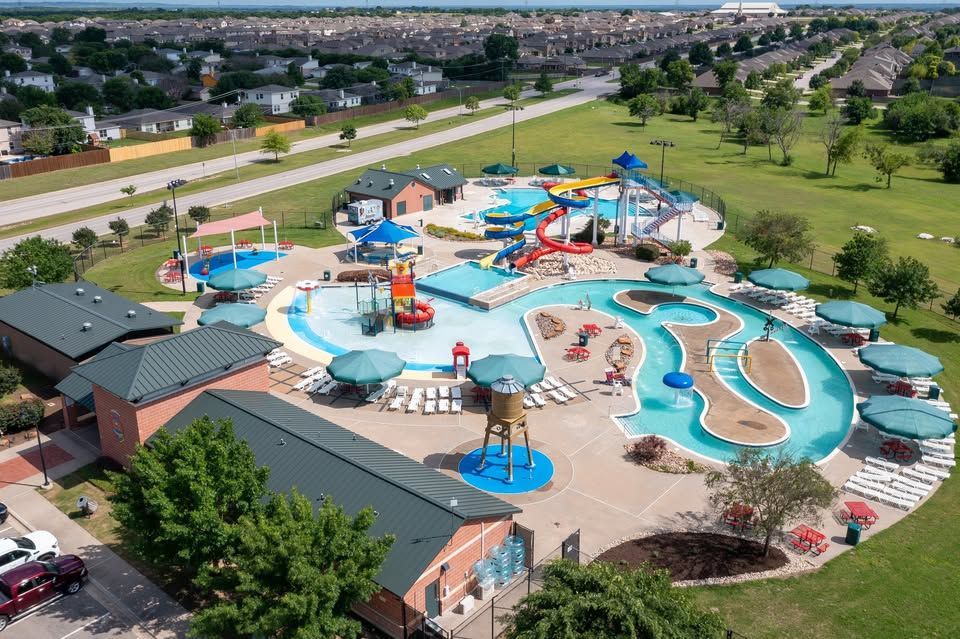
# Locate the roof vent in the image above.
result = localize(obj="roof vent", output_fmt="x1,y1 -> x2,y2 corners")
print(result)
368,180 -> 374,187
421,173 -> 431,180
81,322 -> 92,331
449,497 -> 458,508
278,437 -> 287,447
442,168 -> 452,175
381,163 -> 387,170
93,295 -> 102,303
355,178 -> 361,184
75,287 -> 85,296
388,179 -> 394,187
127,310 -> 137,318
416,163 -> 421,169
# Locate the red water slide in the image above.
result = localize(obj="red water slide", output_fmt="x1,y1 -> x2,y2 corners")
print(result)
510,206 -> 593,270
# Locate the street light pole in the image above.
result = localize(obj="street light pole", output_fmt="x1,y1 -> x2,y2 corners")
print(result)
649,138 -> 676,214
167,179 -> 188,295
35,421 -> 49,487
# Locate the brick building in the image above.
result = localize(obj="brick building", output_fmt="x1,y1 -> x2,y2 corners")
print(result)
0,282 -> 181,381
165,389 -> 521,638
346,163 -> 467,218
56,322 -> 279,461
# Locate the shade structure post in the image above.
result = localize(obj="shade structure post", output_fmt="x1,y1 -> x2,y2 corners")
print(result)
273,221 -> 279,261
181,233 -> 189,279
591,190 -> 599,246
259,207 -> 266,251
228,230 -> 236,269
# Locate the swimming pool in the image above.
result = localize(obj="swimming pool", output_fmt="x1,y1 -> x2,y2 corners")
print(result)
288,279 -> 854,462
416,261 -> 527,304
473,188 -> 653,231
190,250 -> 286,281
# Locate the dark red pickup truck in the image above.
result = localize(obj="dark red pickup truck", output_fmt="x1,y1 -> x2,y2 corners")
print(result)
0,556 -> 87,632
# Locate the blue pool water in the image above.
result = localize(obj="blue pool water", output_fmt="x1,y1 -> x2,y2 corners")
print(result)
289,279 -> 855,462
459,445 -> 555,494
474,188 -> 652,231
190,250 -> 286,281
416,262 -> 527,303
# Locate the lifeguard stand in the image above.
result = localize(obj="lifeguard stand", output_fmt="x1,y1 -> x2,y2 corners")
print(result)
452,342 -> 470,379
478,375 -> 534,484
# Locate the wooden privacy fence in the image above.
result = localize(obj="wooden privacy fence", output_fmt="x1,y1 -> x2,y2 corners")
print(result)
0,146 -> 110,179
108,136 -> 193,162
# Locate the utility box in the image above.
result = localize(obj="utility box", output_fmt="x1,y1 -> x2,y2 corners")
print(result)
347,199 -> 384,225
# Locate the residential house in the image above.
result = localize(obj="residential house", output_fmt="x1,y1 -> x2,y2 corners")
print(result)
5,69 -> 54,92
176,101 -> 239,123
309,88 -> 362,110
240,84 -> 300,114
711,2 -> 788,16
101,108 -> 193,134
0,118 -> 21,155
346,163 -> 467,218
4,45 -> 31,60
64,107 -> 122,142
156,48 -> 184,62
387,61 -> 444,84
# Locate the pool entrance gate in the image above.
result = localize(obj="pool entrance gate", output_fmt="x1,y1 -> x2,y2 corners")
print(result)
706,338 -> 752,374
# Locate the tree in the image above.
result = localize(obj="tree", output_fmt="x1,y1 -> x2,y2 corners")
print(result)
688,41 -> 714,66
658,49 -> 681,72
868,256 -> 940,320
864,142 -> 910,189
502,83 -> 521,103
665,59 -> 694,90
744,70 -> 762,90
790,23 -> 805,39
846,79 -> 867,98
135,85 -> 175,110
190,113 -> 221,146
484,34 -> 519,62
533,72 -> 553,96
72,227 -> 98,249
834,233 -> 888,294
188,205 -> 211,225
670,239 -> 693,261
191,489 -> 393,639
675,87 -> 710,122
770,109 -> 804,165
108,217 -> 129,249
260,130 -> 292,162
831,125 -> 864,177
761,78 -> 800,110
883,92 -> 960,141
388,76 -> 416,102
0,52 -> 26,74
289,95 -> 327,117
286,61 -> 304,86
19,105 -> 86,155
741,209 -> 815,268
111,417 -> 269,585
232,103 -> 265,129
941,289 -> 960,320
734,34 -> 754,54
713,59 -> 738,86
931,140 -> 960,183
843,96 -> 875,125
819,113 -> 844,175
758,33 -> 772,47
0,236 -> 74,289
402,104 -> 428,129
48,53 -> 72,76
338,123 -> 357,147
808,84 -> 834,114
772,25 -> 787,42
145,203 -> 173,237
503,560 -> 725,639
120,184 -> 137,198
627,93 -> 660,127
102,77 -> 136,111
55,82 -> 102,112
716,42 -> 734,58
464,95 -> 480,115
711,94 -> 751,149
706,448 -> 836,557
320,65 -> 358,90
618,64 -> 663,98
50,26 -> 72,45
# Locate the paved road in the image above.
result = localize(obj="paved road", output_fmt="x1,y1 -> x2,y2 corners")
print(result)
0,74 -> 615,250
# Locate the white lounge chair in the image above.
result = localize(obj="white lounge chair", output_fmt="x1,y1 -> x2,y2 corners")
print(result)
438,399 -> 450,413
865,456 -> 899,472
914,463 -> 950,480
530,393 -> 546,408
530,383 -> 543,393
451,387 -> 462,400
923,455 -> 956,468
318,381 -> 338,396
300,366 -> 323,378
559,386 -> 577,401
854,470 -> 893,483
406,397 -> 421,413
549,390 -> 567,404
423,400 -> 436,415
451,399 -> 462,414
523,395 -> 535,409
427,387 -> 438,400
388,396 -> 405,411
890,481 -> 928,499
546,376 -> 562,388
439,386 -> 450,399
540,378 -> 555,390
266,351 -> 289,361
897,473 -> 934,491
269,356 -> 292,368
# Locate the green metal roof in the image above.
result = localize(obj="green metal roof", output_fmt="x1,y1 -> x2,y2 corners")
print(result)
69,322 -> 280,404
0,282 -> 181,360
164,389 -> 520,595
55,343 -> 132,412
401,163 -> 467,191
346,163 -> 466,200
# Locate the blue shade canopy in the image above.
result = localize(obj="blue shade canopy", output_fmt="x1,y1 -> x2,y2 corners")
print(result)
645,264 -> 705,286
198,303 -> 266,328
612,151 -> 648,170
857,395 -> 956,440
663,372 -> 694,389
348,219 -> 420,244
815,301 -> 887,329
747,268 -> 810,291
206,269 -> 267,291
327,349 -> 406,385
537,163 -> 577,176
859,344 -> 944,377
481,162 -> 519,175
468,354 -> 546,387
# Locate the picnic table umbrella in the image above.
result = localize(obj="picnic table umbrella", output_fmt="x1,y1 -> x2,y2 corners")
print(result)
815,300 -> 887,329
537,163 -> 577,177
468,354 -> 546,388
327,349 -> 407,386
206,269 -> 267,291
645,263 -> 705,287
747,268 -> 810,291
857,395 -> 956,440
481,162 -> 519,175
197,304 -> 267,328
859,344 -> 943,378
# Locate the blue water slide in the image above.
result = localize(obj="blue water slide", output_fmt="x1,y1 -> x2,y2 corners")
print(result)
483,210 -> 530,225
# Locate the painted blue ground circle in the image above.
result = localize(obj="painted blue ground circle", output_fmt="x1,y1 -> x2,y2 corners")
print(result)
189,250 -> 287,281
458,445 -> 554,494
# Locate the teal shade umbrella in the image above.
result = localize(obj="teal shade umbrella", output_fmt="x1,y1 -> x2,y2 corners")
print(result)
198,303 -> 266,328
207,269 -> 267,291
857,395 -> 956,440
468,354 -> 545,387
859,344 -> 943,377
645,264 -> 705,286
482,162 -> 519,175
815,301 -> 887,329
327,349 -> 406,385
747,268 -> 810,291
537,163 -> 577,176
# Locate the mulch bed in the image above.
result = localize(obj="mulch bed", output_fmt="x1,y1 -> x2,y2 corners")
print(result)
595,532 -> 788,582
336,268 -> 391,283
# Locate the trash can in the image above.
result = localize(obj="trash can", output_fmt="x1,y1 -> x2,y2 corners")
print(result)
868,328 -> 880,343
196,281 -> 205,294
417,245 -> 424,255
578,332 -> 589,347
717,220 -> 725,231
173,249 -> 181,260
323,270 -> 331,282
689,257 -> 698,268
845,522 -> 861,546
734,271 -> 743,284
929,385 -> 941,401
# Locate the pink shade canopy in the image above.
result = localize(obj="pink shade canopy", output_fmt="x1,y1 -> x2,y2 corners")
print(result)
189,210 -> 272,238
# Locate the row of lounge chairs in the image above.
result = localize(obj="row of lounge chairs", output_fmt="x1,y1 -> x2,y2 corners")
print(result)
266,349 -> 292,368
475,177 -> 512,187
525,376 -> 578,407
387,385 -> 464,415
844,445 -> 953,510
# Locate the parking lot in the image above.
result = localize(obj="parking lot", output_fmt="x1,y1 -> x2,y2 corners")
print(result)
0,518 -> 142,639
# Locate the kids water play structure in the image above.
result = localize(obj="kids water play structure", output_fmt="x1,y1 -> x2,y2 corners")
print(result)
391,261 -> 436,329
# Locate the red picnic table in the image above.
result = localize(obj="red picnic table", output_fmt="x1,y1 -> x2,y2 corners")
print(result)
842,332 -> 867,346
581,323 -> 602,337
566,346 -> 590,362
886,379 -> 917,398
880,438 -> 913,461
843,501 -> 879,528
236,239 -> 253,248
722,504 -> 754,530
789,524 -> 828,555
279,240 -> 294,250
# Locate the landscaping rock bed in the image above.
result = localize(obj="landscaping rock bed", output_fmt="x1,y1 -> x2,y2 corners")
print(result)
526,253 -> 616,278
706,250 -> 737,276
596,532 -> 789,582
605,334 -> 634,372
337,269 -> 391,283
535,311 -> 566,340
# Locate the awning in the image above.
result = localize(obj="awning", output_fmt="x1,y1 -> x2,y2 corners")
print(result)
190,210 -> 273,239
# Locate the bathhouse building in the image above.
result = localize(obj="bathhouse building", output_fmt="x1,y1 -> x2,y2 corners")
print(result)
345,163 -> 467,218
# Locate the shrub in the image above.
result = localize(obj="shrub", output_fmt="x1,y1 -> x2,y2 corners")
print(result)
626,435 -> 667,464
0,364 -> 20,397
635,244 -> 659,261
0,397 -> 44,434
424,224 -> 486,241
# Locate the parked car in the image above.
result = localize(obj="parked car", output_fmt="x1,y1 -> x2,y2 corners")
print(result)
0,556 -> 87,632
0,504 -> 6,525
0,532 -> 60,575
